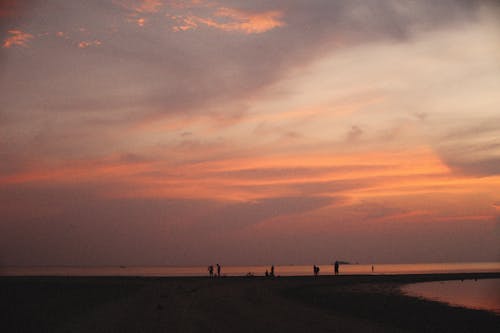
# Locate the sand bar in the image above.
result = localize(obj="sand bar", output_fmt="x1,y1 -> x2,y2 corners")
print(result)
2,272 -> 499,332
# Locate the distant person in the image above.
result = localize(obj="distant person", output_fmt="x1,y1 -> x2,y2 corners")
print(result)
208,265 -> 214,277
217,264 -> 221,277
270,265 -> 275,277
334,261 -> 339,275
372,265 -> 374,273
313,265 -> 320,276
265,270 -> 269,277
313,265 -> 317,276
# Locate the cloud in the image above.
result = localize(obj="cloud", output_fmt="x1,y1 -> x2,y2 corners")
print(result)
187,7 -> 285,34
168,5 -> 285,34
201,196 -> 334,231
135,17 -> 146,27
113,0 -> 163,14
347,125 -> 363,142
435,121 -> 500,176
78,40 -> 103,48
1,0 -> 488,128
0,181 -> 333,265
2,29 -> 33,48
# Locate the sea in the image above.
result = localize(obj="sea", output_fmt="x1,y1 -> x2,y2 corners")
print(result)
1,261 -> 499,277
402,278 -> 500,314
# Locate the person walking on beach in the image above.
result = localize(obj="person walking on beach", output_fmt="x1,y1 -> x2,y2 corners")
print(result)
208,265 -> 214,277
270,265 -> 275,277
334,261 -> 339,275
216,263 -> 221,277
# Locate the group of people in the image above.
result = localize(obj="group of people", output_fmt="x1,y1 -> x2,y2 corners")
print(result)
207,264 -> 221,277
313,261 -> 340,276
207,262 -> 342,277
264,265 -> 275,277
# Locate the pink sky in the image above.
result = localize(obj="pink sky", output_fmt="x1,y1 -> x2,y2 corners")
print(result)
1,0 -> 499,266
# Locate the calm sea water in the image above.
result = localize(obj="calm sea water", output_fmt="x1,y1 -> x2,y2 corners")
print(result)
1,262 -> 499,277
402,279 -> 500,314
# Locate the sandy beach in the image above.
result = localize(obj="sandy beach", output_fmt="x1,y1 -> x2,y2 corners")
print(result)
2,272 -> 499,332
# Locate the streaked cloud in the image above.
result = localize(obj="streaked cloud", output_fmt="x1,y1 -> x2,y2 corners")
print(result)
2,29 -> 33,48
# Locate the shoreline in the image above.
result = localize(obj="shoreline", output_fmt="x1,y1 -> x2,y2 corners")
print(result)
2,272 -> 499,332
3,262 -> 499,278
3,271 -> 500,279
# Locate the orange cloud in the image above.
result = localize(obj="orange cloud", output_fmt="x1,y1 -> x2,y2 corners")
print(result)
136,17 -> 146,27
137,0 -> 163,13
192,7 -> 285,34
78,40 -> 102,48
169,15 -> 198,32
434,215 -> 494,222
0,158 -> 155,186
0,147 -> 474,203
3,144 -> 500,206
3,29 -> 33,48
115,0 -> 163,13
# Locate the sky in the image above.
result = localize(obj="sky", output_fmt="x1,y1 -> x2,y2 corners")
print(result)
1,0 -> 499,266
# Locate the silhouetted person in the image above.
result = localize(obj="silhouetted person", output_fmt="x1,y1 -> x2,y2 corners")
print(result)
334,261 -> 339,275
313,265 -> 320,276
217,264 -> 221,277
270,265 -> 275,277
371,265 -> 374,273
265,270 -> 269,277
208,265 -> 214,277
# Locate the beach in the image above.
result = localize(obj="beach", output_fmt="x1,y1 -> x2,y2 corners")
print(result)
2,273 -> 499,332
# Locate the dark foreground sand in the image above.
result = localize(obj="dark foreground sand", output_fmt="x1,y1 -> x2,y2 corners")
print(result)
2,273 -> 499,332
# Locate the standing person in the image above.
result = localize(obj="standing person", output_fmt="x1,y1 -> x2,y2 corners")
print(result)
208,265 -> 214,277
372,265 -> 374,273
216,263 -> 221,277
270,265 -> 275,277
334,261 -> 339,275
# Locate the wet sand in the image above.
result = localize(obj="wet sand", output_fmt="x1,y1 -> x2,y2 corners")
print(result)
2,272 -> 499,332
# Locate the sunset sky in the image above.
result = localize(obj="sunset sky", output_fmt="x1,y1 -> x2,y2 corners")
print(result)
1,0 -> 499,266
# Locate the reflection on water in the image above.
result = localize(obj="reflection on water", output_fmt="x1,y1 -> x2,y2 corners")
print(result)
402,279 -> 500,314
1,262 -> 499,277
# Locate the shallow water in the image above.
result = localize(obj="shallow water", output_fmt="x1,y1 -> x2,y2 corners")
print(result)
402,278 -> 500,314
2,262 -> 499,277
